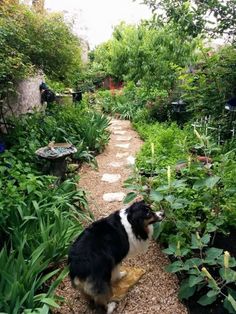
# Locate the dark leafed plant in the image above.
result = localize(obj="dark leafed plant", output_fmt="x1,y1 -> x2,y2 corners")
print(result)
123,121 -> 236,311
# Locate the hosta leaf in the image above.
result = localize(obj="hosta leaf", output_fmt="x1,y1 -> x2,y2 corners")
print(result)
198,293 -> 217,305
162,247 -> 175,255
149,190 -> 163,202
224,292 -> 236,313
153,222 -> 164,240
184,258 -> 202,268
205,248 -> 223,263
123,192 -> 137,204
206,222 -> 217,232
165,260 -> 184,273
189,275 -> 204,287
165,195 -> 175,203
178,279 -> 196,300
205,176 -> 221,189
193,176 -> 220,189
207,290 -> 219,298
201,233 -> 211,245
219,268 -> 236,283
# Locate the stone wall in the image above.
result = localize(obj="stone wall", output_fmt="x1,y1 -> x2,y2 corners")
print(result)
4,74 -> 44,117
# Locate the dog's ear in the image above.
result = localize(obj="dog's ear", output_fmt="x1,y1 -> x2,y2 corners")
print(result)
134,200 -> 151,211
131,199 -> 146,209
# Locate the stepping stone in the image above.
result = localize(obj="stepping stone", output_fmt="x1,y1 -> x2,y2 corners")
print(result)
116,152 -> 129,158
109,162 -> 123,168
127,155 -> 135,165
115,143 -> 130,149
112,126 -> 122,130
103,192 -> 125,202
116,136 -> 132,141
101,173 -> 121,183
113,130 -> 126,135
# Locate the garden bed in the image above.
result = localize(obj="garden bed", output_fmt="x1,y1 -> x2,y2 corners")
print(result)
183,228 -> 236,314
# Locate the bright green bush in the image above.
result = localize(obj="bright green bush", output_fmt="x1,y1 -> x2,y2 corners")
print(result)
134,123 -> 191,171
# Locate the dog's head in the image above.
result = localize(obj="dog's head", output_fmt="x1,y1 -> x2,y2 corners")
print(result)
126,200 -> 164,240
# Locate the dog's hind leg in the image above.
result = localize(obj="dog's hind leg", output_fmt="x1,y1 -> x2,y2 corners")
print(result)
111,266 -> 127,282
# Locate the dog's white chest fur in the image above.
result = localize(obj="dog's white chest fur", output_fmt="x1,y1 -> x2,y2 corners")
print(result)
119,208 -> 153,257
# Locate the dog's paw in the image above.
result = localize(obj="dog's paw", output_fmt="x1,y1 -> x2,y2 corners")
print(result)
119,270 -> 127,280
107,302 -> 117,314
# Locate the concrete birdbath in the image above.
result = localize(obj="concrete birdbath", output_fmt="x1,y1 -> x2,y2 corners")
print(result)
35,142 -> 77,181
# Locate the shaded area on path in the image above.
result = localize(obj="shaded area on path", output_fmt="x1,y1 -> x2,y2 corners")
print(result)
55,119 -> 187,314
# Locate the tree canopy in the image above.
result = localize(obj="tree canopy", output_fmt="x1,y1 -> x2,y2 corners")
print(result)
91,22 -> 199,90
139,0 -> 236,39
0,0 -> 82,97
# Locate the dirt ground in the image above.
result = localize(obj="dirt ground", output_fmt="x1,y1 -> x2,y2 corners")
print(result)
55,119 -> 187,314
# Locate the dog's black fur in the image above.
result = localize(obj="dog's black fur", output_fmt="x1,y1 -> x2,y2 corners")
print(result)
68,200 -> 162,312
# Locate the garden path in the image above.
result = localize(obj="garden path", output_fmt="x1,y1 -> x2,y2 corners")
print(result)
56,119 -> 187,314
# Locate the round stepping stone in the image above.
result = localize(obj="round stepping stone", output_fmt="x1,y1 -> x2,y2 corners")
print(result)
109,162 -> 123,168
101,173 -> 121,183
116,136 -> 132,141
116,152 -> 129,158
103,192 -> 125,202
127,155 -> 135,165
113,130 -> 126,135
115,143 -> 130,149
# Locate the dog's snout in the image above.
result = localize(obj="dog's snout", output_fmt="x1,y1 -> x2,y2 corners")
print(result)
154,211 -> 164,222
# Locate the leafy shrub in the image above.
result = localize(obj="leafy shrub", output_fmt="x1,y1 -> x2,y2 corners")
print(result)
134,122 -> 191,171
0,149 -> 89,313
124,121 -> 236,311
5,103 -> 110,167
0,0 -> 82,96
0,100 -> 111,312
178,46 -> 236,138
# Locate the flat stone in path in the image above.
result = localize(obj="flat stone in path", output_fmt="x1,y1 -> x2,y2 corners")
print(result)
112,126 -> 122,130
103,192 -> 126,202
108,162 -> 123,168
101,173 -> 121,183
116,152 -> 129,158
127,155 -> 135,165
116,136 -> 132,141
113,130 -> 126,135
115,143 -> 130,149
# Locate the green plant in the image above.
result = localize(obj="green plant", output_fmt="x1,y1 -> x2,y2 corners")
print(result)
0,245 -> 68,314
5,103 -> 110,167
134,123 -> 191,171
164,235 -> 236,313
0,149 -> 91,312
123,118 -> 236,312
0,1 -> 82,102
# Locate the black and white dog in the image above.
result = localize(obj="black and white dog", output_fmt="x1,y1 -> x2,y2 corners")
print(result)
68,200 -> 164,313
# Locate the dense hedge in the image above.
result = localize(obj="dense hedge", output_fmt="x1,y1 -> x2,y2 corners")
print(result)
0,0 -> 82,99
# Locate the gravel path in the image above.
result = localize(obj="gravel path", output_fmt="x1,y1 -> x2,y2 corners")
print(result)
55,119 -> 187,314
